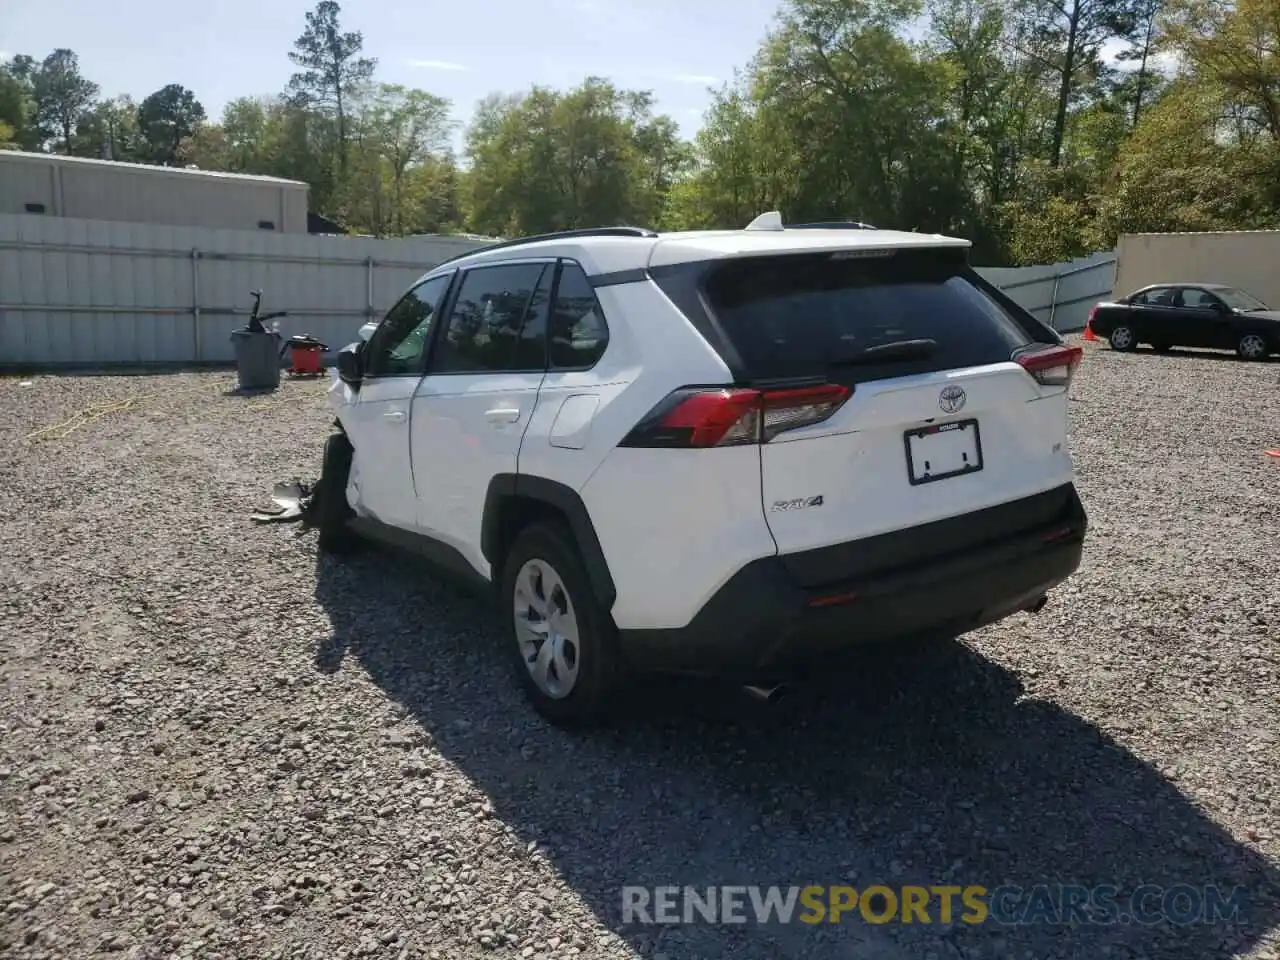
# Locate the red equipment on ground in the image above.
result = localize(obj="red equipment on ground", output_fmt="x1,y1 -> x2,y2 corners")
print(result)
283,335 -> 328,377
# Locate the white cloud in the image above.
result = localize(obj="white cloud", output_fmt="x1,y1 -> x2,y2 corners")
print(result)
408,59 -> 468,72
671,73 -> 721,86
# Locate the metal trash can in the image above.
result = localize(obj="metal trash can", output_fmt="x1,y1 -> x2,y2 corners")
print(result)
230,327 -> 282,391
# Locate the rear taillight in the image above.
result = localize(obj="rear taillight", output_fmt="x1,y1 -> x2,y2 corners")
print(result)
1015,344 -> 1083,387
620,384 -> 851,448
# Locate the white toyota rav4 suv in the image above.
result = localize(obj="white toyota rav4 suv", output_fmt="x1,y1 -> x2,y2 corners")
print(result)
318,213 -> 1087,725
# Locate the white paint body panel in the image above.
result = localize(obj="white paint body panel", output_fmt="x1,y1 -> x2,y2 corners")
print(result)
411,371 -> 545,576
758,366 -> 1072,556
329,374 -> 419,529
548,395 -> 601,450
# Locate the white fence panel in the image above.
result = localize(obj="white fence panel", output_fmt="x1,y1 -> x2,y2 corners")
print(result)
0,213 -> 489,368
976,250 -> 1116,333
0,213 -> 1118,368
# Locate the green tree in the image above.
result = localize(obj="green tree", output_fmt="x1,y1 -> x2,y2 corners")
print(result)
748,0 -> 961,228
137,84 -> 206,164
73,95 -> 143,160
287,0 -> 376,177
367,84 -> 453,233
464,78 -> 667,236
32,49 -> 99,154
0,57 -> 40,151
1094,80 -> 1272,238
1112,0 -> 1164,124
1014,0 -> 1143,166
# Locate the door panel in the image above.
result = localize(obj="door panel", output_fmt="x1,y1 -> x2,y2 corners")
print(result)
1126,287 -> 1180,344
333,272 -> 452,529
411,262 -> 552,577
341,378 -> 420,527
1177,289 -> 1226,348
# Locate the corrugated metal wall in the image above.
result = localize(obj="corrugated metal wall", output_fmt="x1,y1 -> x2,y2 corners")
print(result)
0,211 -> 1114,368
976,249 -> 1116,334
0,213 -> 488,367
1115,231 -> 1280,307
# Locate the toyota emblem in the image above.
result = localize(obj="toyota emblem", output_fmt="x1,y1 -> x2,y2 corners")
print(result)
939,385 -> 966,414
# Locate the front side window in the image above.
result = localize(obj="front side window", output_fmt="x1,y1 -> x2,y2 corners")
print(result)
364,273 -> 452,377
433,263 -> 548,373
1181,288 -> 1222,309
549,262 -> 610,369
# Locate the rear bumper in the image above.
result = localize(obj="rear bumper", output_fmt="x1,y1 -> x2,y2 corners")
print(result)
617,483 -> 1087,681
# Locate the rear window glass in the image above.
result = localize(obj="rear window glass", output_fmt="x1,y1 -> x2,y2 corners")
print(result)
701,249 -> 1034,383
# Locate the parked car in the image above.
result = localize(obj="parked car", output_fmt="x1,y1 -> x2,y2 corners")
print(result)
316,214 -> 1088,726
1088,283 -> 1279,360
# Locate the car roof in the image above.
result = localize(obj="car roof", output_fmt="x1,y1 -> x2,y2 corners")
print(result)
1137,282 -> 1235,290
419,216 -> 972,281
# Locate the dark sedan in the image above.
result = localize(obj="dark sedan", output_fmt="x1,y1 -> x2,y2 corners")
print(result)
1088,283 -> 1278,360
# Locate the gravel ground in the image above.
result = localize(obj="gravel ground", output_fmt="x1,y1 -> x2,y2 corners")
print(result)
1,341 -> 1278,960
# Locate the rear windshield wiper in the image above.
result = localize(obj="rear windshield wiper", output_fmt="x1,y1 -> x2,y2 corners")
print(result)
828,338 -> 938,366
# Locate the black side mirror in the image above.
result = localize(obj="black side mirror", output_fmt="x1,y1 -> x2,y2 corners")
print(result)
336,342 -> 364,387
1214,301 -> 1232,314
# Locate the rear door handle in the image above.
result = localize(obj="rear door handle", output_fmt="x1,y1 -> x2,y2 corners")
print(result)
486,407 -> 522,424
383,409 -> 407,423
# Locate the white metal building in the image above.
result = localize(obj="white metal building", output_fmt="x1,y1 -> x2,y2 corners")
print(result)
0,150 -> 310,234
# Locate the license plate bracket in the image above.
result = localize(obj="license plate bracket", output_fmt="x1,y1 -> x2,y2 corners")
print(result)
904,419 -> 983,486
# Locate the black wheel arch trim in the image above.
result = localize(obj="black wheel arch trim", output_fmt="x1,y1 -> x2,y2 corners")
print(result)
482,473 -> 617,610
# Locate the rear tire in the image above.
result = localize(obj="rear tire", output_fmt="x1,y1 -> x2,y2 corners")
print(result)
316,433 -> 360,556
1236,332 -> 1270,361
1109,325 -> 1137,351
501,521 -> 622,727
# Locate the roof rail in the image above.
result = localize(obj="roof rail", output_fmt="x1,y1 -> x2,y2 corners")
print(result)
430,225 -> 659,269
788,220 -> 878,230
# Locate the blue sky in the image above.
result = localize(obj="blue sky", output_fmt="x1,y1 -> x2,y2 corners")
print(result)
1,0 -> 785,148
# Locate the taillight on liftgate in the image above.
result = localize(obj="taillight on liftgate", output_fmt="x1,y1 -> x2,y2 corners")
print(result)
619,384 -> 852,448
1014,343 -> 1083,387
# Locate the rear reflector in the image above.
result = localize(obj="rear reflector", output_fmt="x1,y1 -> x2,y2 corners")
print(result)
1014,343 -> 1083,387
620,384 -> 851,448
809,589 -> 859,608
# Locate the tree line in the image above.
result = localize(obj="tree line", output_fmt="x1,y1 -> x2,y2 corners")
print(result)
2,0 -> 1278,264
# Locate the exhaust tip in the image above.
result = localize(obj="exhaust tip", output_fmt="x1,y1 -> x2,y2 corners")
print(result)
743,684 -> 787,706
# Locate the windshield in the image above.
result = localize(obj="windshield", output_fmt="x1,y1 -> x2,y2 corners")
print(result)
1214,287 -> 1269,311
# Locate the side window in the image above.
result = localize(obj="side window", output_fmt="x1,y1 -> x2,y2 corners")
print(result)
1133,287 -> 1175,307
549,262 -> 610,369
433,263 -> 547,374
365,273 -> 451,377
1183,288 -> 1219,309
511,267 -> 552,371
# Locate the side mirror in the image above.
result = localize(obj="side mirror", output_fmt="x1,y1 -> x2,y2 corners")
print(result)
336,342 -> 364,387
1214,301 -> 1232,314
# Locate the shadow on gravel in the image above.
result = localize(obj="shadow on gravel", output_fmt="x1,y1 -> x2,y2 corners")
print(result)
1113,347 -> 1280,364
314,549 -> 1280,960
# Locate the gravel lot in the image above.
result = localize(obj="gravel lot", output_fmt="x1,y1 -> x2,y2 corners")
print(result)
1,341 -> 1278,960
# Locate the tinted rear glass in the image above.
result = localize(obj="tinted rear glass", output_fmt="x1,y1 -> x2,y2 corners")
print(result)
700,249 -> 1034,383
